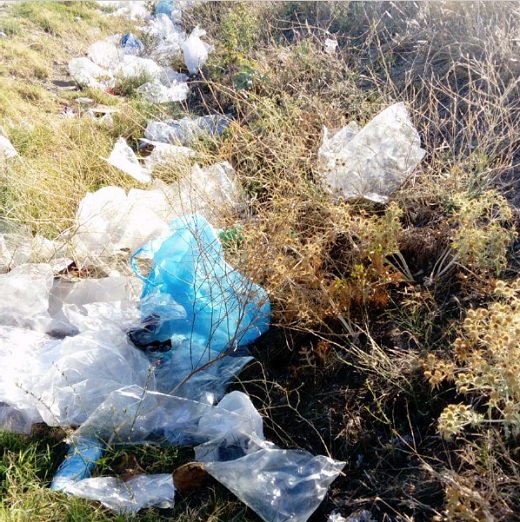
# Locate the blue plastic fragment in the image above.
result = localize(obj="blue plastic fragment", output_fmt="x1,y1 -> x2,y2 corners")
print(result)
51,437 -> 105,492
120,33 -> 144,55
154,0 -> 175,18
131,214 -> 270,353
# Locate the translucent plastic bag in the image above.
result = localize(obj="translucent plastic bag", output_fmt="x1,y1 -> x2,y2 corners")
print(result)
65,474 -> 175,514
68,57 -> 115,89
319,103 -> 425,203
182,26 -> 213,74
131,213 -> 270,352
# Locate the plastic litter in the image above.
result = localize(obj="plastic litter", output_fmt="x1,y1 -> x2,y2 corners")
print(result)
155,0 -> 181,22
68,57 -> 115,89
69,387 -> 344,520
87,40 -> 123,70
0,135 -> 18,159
131,213 -> 270,352
319,102 -> 425,203
51,437 -> 105,491
120,33 -> 144,55
136,77 -> 189,103
182,26 -> 213,74
64,474 -> 175,514
105,137 -> 152,184
144,114 -> 230,145
324,38 -> 338,54
0,404 -> 33,434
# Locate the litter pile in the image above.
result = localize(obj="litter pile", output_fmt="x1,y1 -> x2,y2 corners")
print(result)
0,3 -> 347,520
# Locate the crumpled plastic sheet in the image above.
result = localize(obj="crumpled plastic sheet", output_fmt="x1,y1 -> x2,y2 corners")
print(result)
103,135 -> 195,183
144,114 -> 231,145
182,26 -> 213,74
66,387 -> 344,521
131,213 -> 270,352
0,135 -> 18,159
68,57 -> 115,90
72,161 -> 243,261
65,474 -> 176,515
319,102 -> 426,203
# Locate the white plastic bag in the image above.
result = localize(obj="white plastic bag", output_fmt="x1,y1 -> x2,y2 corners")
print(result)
0,135 -> 18,159
68,57 -> 115,89
87,41 -> 123,70
136,78 -> 189,103
319,103 -> 425,203
182,26 -> 213,74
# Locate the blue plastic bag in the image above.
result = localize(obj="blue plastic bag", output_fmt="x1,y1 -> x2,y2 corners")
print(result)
131,214 -> 270,354
120,33 -> 144,56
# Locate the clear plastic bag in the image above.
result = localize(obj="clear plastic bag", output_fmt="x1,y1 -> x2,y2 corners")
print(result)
64,474 -> 175,514
319,103 -> 425,203
182,26 -> 213,74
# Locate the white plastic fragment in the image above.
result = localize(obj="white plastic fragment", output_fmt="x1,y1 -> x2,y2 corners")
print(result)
136,78 -> 189,103
182,26 -> 213,74
0,404 -> 33,434
87,40 -> 123,70
0,135 -> 18,159
324,38 -> 338,54
319,102 -> 426,203
144,114 -> 230,145
65,475 -> 175,514
104,137 -> 152,184
68,57 -> 115,89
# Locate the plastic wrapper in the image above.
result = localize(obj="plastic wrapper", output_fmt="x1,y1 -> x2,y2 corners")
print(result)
64,474 -> 175,514
68,57 -> 115,89
144,114 -> 230,145
104,137 -> 152,183
0,135 -> 18,158
131,213 -> 270,352
136,78 -> 189,103
202,449 -> 345,522
182,26 -> 213,74
319,103 -> 425,203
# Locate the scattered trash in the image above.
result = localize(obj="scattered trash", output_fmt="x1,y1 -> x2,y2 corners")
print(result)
75,97 -> 94,106
154,0 -> 181,22
131,213 -> 270,352
87,40 -> 122,70
319,102 -> 426,203
68,57 -> 115,89
120,33 -> 144,55
105,137 -> 153,183
0,133 -> 18,159
328,510 -> 375,522
182,26 -> 213,74
136,77 -> 189,103
324,38 -> 338,54
67,386 -> 344,520
65,474 -> 176,514
144,114 -> 230,145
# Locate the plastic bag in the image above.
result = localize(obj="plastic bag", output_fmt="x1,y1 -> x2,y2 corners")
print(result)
51,437 -> 105,491
64,474 -> 175,514
0,404 -> 33,434
120,33 -> 144,56
87,41 -> 123,70
202,449 -> 345,522
182,26 -> 213,74
319,103 -> 425,203
136,78 -> 189,103
131,213 -> 270,352
144,114 -> 230,145
0,264 -> 54,330
68,57 -> 115,89
114,55 -> 163,81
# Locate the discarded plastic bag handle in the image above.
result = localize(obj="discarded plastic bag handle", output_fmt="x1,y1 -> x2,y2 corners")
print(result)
130,245 -> 158,288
